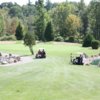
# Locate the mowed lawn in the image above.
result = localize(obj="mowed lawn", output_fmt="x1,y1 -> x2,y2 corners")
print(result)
0,42 -> 100,100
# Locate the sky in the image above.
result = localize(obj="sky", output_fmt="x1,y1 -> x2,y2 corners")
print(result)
0,0 -> 91,6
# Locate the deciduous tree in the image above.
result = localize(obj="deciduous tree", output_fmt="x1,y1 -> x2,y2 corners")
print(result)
24,32 -> 35,55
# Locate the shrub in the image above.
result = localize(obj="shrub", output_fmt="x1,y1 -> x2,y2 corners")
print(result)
68,36 -> 75,42
0,35 -> 16,41
54,36 -> 64,42
82,33 -> 94,47
91,40 -> 100,49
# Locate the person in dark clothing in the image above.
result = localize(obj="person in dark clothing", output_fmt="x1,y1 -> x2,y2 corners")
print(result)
42,49 -> 46,58
35,49 -> 46,58
79,54 -> 83,65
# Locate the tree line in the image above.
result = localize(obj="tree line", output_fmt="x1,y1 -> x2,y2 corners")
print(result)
0,0 -> 100,53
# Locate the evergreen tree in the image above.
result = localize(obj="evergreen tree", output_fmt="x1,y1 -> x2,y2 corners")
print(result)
88,0 -> 100,40
78,0 -> 88,35
35,0 -> 46,41
45,0 -> 52,11
44,21 -> 54,41
93,1 -> 100,40
28,0 -> 31,5
15,22 -> 23,40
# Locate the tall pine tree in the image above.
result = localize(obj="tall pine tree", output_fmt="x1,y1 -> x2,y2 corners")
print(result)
15,22 -> 23,40
88,0 -> 100,40
78,0 -> 88,35
44,21 -> 54,41
35,0 -> 45,41
45,0 -> 52,11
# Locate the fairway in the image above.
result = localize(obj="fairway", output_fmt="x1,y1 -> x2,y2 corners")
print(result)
0,42 -> 100,100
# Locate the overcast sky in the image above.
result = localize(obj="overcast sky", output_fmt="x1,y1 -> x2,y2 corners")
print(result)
0,0 -> 91,6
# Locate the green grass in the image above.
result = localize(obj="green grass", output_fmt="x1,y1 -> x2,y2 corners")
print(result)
0,42 -> 100,100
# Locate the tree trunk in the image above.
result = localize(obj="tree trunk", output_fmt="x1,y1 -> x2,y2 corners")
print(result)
29,45 -> 34,55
